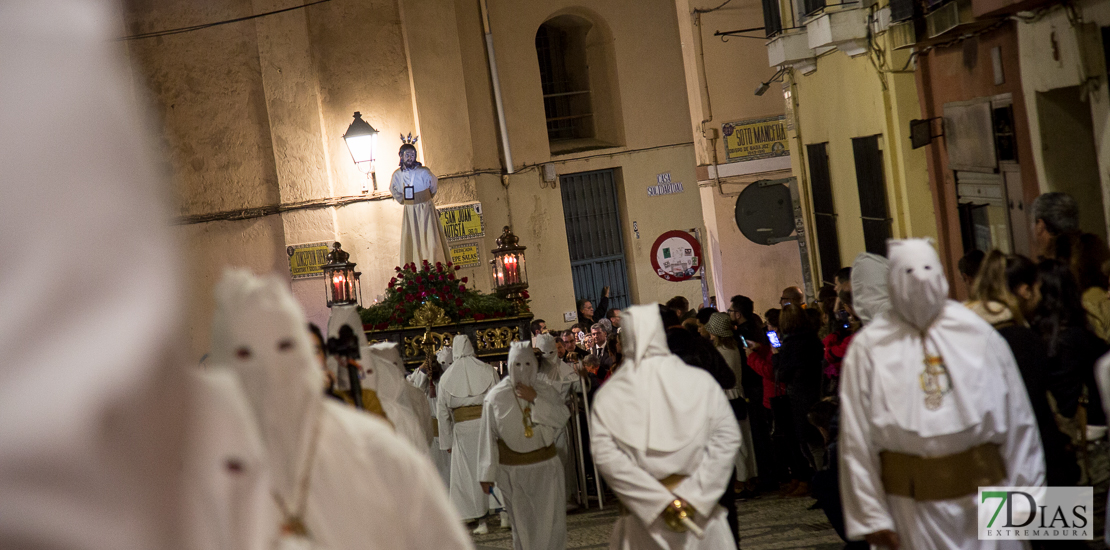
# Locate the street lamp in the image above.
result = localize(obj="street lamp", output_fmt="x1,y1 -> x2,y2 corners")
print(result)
323,242 -> 362,307
343,111 -> 379,193
489,226 -> 528,303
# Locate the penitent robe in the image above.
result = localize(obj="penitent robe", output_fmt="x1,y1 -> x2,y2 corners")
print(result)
438,336 -> 500,521
839,239 -> 1043,550
477,342 -> 570,550
590,305 -> 740,550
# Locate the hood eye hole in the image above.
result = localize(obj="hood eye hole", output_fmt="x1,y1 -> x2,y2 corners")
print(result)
236,347 -> 252,360
924,265 -> 932,270
278,339 -> 294,351
906,268 -> 913,274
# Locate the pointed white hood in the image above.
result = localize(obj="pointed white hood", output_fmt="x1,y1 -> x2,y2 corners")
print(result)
0,4 -> 189,546
888,239 -> 949,331
367,342 -> 432,450
508,341 -> 539,387
210,270 -> 323,511
439,334 -> 498,398
591,305 -> 712,452
436,346 -> 454,369
535,333 -> 560,374
851,252 -> 891,324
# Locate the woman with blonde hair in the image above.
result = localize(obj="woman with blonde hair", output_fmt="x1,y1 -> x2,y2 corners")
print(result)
968,250 -> 1081,486
966,250 -> 1026,327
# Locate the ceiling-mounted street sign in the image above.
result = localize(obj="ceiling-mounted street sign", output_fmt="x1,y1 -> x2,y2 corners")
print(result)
650,230 -> 702,282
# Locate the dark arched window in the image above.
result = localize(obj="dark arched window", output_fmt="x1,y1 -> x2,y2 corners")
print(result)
535,14 -> 623,153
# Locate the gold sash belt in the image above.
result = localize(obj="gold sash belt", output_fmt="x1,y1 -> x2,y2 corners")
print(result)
431,418 -> 439,438
452,405 -> 483,423
497,439 -> 557,466
880,442 -> 1006,501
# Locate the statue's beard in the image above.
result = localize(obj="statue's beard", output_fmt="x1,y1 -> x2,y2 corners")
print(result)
403,159 -> 418,169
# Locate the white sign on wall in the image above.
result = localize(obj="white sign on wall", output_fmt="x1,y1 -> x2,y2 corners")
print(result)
648,172 -> 684,197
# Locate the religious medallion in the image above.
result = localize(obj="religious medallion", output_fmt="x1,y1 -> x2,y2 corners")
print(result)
919,353 -> 952,410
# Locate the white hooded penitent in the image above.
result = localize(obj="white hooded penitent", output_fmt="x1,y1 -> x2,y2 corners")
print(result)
838,239 -> 1044,550
477,341 -> 570,550
367,342 -> 432,451
437,334 -> 499,521
0,3 -> 189,548
210,271 -> 472,549
850,252 -> 891,324
589,305 -> 740,549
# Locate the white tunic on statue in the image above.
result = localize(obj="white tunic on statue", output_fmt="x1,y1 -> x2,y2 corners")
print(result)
590,305 -> 740,550
390,164 -> 450,266
478,342 -> 571,550
208,271 -> 472,550
717,345 -> 758,482
838,239 -> 1044,550
438,335 -> 500,521
408,368 -> 452,486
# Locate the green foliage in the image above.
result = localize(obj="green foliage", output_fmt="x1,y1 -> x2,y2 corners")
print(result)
358,260 -> 524,330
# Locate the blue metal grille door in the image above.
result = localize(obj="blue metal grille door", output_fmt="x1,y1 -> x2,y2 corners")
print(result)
559,169 -> 632,312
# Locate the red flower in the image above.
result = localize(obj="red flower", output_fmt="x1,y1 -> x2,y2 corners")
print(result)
461,277 -> 468,284
455,298 -> 464,306
521,290 -> 530,299
474,313 -> 486,320
395,266 -> 402,272
448,273 -> 456,281
388,277 -> 396,286
458,284 -> 466,292
455,265 -> 461,271
417,285 -> 425,292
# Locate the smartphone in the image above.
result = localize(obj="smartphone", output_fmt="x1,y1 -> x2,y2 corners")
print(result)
767,330 -> 782,348
740,335 -> 748,348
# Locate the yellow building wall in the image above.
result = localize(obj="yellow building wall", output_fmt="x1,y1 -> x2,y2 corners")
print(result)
788,43 -> 935,276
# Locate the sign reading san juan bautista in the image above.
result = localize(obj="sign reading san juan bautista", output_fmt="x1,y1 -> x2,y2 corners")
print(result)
438,202 -> 484,241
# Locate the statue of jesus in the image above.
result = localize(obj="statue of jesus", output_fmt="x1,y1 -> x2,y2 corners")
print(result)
390,136 -> 450,267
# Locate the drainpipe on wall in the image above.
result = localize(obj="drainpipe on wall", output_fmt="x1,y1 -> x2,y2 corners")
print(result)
479,0 -> 514,175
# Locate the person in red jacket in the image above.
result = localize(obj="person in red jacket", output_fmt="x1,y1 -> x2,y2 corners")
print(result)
821,291 -> 861,396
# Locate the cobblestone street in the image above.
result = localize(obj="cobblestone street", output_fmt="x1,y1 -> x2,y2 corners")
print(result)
473,493 -> 846,550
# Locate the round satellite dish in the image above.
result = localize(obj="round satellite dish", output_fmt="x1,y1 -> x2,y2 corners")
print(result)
734,181 -> 795,245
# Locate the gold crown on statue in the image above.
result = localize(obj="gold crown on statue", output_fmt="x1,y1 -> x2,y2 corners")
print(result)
400,133 -> 419,145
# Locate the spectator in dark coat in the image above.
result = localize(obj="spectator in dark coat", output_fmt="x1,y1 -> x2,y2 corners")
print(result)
777,304 -> 824,495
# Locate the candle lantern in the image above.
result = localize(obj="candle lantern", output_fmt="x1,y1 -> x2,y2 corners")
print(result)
490,226 -> 528,302
343,111 -> 379,193
323,242 -> 362,308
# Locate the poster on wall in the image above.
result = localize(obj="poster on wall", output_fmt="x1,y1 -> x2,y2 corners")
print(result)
438,202 -> 485,241
722,115 -> 790,163
449,242 -> 481,268
650,230 -> 702,282
287,241 -> 334,279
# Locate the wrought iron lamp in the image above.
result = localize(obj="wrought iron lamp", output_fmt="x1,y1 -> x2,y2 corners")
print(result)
323,242 -> 362,307
489,226 -> 528,302
343,111 -> 379,193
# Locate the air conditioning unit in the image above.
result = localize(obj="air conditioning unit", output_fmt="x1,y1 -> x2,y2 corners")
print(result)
889,20 -> 918,49
926,0 -> 972,38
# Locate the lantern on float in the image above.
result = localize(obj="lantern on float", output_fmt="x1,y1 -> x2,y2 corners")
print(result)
489,226 -> 528,301
343,111 -> 379,193
323,242 -> 362,307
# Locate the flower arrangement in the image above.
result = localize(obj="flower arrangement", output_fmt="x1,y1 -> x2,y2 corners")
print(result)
358,259 -> 524,330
